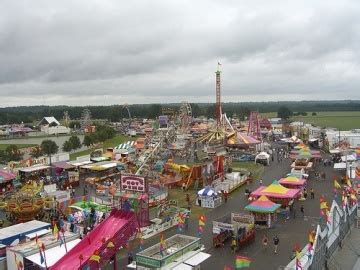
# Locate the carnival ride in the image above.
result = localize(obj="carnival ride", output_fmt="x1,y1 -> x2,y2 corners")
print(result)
177,101 -> 192,133
50,209 -> 137,270
196,65 -> 234,144
161,160 -> 202,190
0,181 -> 47,223
247,111 -> 261,140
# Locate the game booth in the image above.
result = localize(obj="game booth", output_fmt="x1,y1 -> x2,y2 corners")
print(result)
196,186 -> 222,208
250,180 -> 300,207
245,195 -> 281,228
51,161 -> 79,188
212,213 -> 255,249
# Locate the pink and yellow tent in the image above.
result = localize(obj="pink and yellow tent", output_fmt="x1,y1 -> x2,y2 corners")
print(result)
279,175 -> 306,187
251,180 -> 300,199
245,195 -> 281,213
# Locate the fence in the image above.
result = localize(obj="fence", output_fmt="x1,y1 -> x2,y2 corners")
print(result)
284,199 -> 357,270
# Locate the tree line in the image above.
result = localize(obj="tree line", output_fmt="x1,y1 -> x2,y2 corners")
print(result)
0,101 -> 360,125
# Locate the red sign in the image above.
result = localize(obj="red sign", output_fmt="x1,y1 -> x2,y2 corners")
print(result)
121,174 -> 146,192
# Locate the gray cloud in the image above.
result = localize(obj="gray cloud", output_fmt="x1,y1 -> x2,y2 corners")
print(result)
0,0 -> 360,106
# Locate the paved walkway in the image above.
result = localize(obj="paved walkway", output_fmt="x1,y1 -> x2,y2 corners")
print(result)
328,224 -> 360,270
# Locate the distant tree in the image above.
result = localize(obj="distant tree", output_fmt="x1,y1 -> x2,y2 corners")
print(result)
206,104 -> 216,118
148,104 -> 162,118
30,145 -> 43,158
97,130 -> 108,142
312,112 -> 317,116
5,145 -> 23,161
277,106 -> 293,120
62,141 -> 73,152
90,133 -> 99,144
69,121 -> 80,129
299,112 -> 307,116
69,135 -> 81,151
0,150 -> 7,163
41,140 -> 58,164
83,135 -> 93,147
109,106 -> 122,122
190,103 -> 202,117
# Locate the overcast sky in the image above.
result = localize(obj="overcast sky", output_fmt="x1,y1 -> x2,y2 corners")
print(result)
0,0 -> 360,107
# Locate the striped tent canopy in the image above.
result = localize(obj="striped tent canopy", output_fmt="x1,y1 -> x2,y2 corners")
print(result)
251,180 -> 300,199
114,141 -> 135,150
279,175 -> 306,186
245,195 -> 281,213
198,186 -> 216,196
290,149 -> 321,159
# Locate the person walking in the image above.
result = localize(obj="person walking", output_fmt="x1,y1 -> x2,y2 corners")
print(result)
224,191 -> 228,203
231,237 -> 237,253
262,234 -> 268,249
300,205 -> 305,217
273,235 -> 280,253
259,179 -> 263,186
310,188 -> 315,199
303,188 -> 308,200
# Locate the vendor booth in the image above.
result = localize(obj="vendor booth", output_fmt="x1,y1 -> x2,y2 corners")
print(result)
255,152 -> 270,166
250,180 -> 300,207
245,195 -> 281,228
51,161 -> 78,188
212,172 -> 248,194
279,175 -> 306,189
18,165 -> 50,182
196,186 -> 222,208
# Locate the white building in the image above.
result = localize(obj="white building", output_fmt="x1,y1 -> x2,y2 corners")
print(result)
326,130 -> 360,149
38,117 -> 70,135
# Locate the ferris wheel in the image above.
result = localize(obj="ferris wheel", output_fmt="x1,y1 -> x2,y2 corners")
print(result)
178,101 -> 192,132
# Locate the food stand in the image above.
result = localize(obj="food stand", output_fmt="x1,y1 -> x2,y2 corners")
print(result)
245,195 -> 281,228
196,186 -> 222,208
250,180 -> 300,207
279,175 -> 306,189
212,213 -> 255,249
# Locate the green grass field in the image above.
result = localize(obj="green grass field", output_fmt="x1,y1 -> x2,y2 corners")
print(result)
0,143 -> 37,151
259,111 -> 360,130
69,134 -> 136,160
291,111 -> 360,130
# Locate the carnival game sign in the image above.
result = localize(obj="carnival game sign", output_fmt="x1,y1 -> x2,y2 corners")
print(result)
8,156 -> 47,172
121,174 -> 146,192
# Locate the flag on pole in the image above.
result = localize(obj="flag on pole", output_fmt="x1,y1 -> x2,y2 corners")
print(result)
199,214 -> 206,226
235,256 -> 251,268
89,254 -> 101,263
308,231 -> 315,244
53,223 -> 59,239
346,176 -> 352,187
334,180 -> 341,189
160,233 -> 166,256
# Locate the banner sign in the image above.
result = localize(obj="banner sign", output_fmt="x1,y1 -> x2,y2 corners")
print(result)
121,174 -> 147,192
